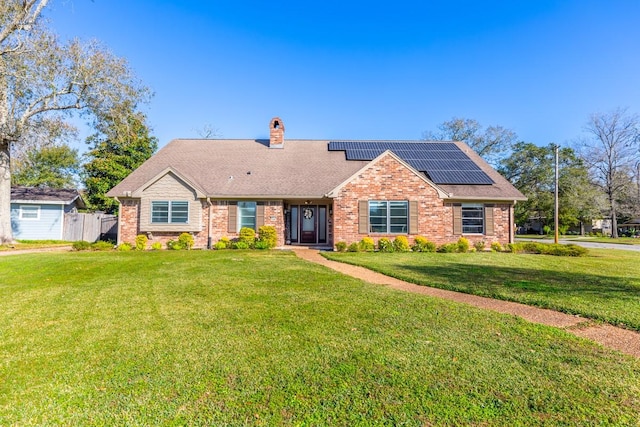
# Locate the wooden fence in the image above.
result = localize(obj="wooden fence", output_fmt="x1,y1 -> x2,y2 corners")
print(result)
63,213 -> 118,242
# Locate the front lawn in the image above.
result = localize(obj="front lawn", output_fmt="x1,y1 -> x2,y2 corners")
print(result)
1,251 -> 639,425
323,249 -> 640,331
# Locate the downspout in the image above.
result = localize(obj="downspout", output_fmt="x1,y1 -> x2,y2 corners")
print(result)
207,197 -> 212,249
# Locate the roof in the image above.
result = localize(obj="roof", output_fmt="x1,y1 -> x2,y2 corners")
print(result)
107,139 -> 526,201
11,187 -> 86,208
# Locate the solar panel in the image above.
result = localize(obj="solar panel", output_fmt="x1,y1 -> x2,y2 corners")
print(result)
328,141 -> 494,185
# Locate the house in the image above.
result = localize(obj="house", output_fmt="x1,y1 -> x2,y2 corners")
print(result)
10,187 -> 86,240
107,117 -> 526,249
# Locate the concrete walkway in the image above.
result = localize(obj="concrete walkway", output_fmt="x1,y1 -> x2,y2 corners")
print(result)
292,247 -> 640,359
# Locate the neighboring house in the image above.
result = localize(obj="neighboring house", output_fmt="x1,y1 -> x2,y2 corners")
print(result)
10,187 -> 86,240
107,117 -> 526,249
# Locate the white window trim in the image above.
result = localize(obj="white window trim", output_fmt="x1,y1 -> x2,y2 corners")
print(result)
237,201 -> 257,232
369,200 -> 409,234
151,200 -> 190,224
20,205 -> 41,220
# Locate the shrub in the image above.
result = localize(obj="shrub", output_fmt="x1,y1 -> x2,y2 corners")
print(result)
474,240 -> 486,252
213,241 -> 227,250
335,241 -> 348,252
151,242 -> 163,251
457,237 -> 470,253
135,234 -> 148,251
393,235 -> 410,252
218,237 -> 232,249
437,243 -> 458,253
412,236 -> 436,252
238,227 -> 256,248
543,225 -> 552,235
347,242 -> 360,252
117,242 -> 132,251
233,241 -> 250,250
167,240 -> 182,250
92,241 -> 114,251
507,242 -> 589,257
254,240 -> 271,250
72,240 -> 91,251
490,241 -> 503,252
258,226 -> 278,249
358,237 -> 375,252
178,233 -> 195,250
378,238 -> 394,253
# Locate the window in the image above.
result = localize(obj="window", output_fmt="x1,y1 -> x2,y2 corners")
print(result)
238,201 -> 256,231
462,204 -> 484,234
369,201 -> 408,233
151,201 -> 189,224
20,205 -> 40,220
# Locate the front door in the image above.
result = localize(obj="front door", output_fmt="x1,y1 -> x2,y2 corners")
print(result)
300,206 -> 316,243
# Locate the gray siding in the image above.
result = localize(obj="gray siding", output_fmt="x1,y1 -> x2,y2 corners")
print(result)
10,203 -> 64,240
139,172 -> 203,232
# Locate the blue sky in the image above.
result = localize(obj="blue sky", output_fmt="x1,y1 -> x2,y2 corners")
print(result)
46,0 -> 640,149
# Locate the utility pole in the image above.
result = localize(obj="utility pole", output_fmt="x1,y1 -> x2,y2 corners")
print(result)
554,144 -> 559,244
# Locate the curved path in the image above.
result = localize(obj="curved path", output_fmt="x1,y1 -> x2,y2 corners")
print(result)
292,248 -> 640,359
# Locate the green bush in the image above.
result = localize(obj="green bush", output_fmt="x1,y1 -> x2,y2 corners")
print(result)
358,237 -> 375,252
213,241 -> 227,250
490,241 -> 503,252
437,243 -> 458,253
412,236 -> 436,252
474,240 -> 486,252
151,242 -> 163,251
457,237 -> 470,253
378,238 -> 394,253
335,241 -> 348,252
72,240 -> 91,251
233,241 -> 250,250
258,226 -> 278,249
393,235 -> 410,252
507,242 -> 589,257
117,242 -> 132,251
92,241 -> 114,251
178,233 -> 194,250
167,240 -> 182,250
254,240 -> 271,250
135,234 -> 148,251
238,227 -> 256,248
347,242 -> 360,252
218,237 -> 231,249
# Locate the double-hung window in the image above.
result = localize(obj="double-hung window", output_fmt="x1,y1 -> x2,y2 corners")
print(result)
20,205 -> 40,220
238,201 -> 257,231
151,201 -> 189,224
369,201 -> 408,233
461,204 -> 484,234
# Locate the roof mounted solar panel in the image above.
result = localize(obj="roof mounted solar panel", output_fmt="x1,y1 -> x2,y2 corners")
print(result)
328,141 -> 494,185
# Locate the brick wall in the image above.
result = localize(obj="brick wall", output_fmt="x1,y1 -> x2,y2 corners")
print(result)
331,153 -> 513,248
209,201 -> 286,247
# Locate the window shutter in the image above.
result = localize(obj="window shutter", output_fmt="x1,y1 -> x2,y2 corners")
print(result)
228,204 -> 237,233
409,201 -> 418,234
256,204 -> 265,229
453,204 -> 462,235
358,201 -> 369,234
484,205 -> 495,236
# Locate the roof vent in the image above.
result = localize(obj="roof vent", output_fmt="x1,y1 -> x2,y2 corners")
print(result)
269,117 -> 285,149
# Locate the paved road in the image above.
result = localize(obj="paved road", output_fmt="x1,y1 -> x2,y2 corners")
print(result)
516,238 -> 640,252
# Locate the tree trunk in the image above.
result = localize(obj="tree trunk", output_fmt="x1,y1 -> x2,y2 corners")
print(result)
0,139 -> 13,243
610,196 -> 619,239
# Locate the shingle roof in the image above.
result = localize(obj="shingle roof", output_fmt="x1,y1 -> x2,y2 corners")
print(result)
11,187 -> 86,207
107,138 -> 525,201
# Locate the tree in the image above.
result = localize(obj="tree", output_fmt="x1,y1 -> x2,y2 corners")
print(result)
83,106 -> 157,213
423,117 -> 517,166
12,143 -> 80,188
0,0 -> 150,242
580,108 -> 639,238
499,142 -> 603,234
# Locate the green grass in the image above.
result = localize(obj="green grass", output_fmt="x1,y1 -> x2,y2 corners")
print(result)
323,249 -> 640,331
1,251 -> 639,425
517,235 -> 640,245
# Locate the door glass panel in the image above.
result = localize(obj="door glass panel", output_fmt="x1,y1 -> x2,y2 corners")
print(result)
290,207 -> 298,241
302,207 -> 315,231
318,207 -> 326,243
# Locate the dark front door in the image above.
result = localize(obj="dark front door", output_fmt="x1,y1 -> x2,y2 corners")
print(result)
300,206 -> 316,243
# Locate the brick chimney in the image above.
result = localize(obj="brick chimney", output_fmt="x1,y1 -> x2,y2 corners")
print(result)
269,117 -> 285,149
